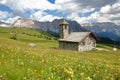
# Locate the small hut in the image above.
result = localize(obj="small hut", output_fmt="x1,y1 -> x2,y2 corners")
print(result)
58,19 -> 98,51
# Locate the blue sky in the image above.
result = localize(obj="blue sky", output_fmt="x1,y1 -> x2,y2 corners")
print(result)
0,0 -> 120,25
48,0 -> 55,3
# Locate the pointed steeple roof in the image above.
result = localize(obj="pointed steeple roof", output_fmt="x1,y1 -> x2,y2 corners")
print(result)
60,19 -> 69,25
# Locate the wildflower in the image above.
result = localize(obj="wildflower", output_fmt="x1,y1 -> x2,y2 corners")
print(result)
80,72 -> 84,76
1,54 -> 4,58
20,62 -> 24,66
48,77 -> 51,80
86,76 -> 92,80
0,75 -> 3,78
27,68 -> 31,71
63,67 -> 74,78
23,76 -> 27,80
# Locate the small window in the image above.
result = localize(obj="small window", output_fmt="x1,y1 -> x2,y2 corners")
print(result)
65,25 -> 67,29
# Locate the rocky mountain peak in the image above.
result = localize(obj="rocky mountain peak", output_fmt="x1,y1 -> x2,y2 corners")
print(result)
13,18 -> 34,28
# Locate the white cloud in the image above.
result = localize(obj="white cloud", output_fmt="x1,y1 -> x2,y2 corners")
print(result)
97,3 -> 120,25
55,0 -> 79,13
100,5 -> 111,13
100,3 -> 120,14
0,0 -> 58,16
30,11 -> 45,20
0,10 -> 10,19
39,15 -> 60,22
55,0 -> 120,25
55,0 -> 116,13
0,0 -> 120,25
65,1 -> 120,25
4,16 -> 21,23
30,10 -> 60,22
73,0 -> 116,8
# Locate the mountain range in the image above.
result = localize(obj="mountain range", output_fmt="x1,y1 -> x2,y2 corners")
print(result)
0,18 -> 120,41
12,18 -> 87,33
81,22 -> 120,41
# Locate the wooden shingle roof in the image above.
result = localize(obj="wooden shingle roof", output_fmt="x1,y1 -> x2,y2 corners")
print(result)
59,32 -> 98,42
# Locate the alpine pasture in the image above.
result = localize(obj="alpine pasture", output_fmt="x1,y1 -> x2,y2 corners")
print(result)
0,27 -> 120,80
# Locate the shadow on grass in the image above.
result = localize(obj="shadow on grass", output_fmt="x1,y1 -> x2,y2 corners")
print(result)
50,47 -> 59,49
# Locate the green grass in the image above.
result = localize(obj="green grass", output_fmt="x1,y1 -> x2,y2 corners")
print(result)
0,27 -> 120,80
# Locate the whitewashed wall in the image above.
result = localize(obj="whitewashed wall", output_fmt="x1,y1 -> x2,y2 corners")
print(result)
78,35 -> 96,51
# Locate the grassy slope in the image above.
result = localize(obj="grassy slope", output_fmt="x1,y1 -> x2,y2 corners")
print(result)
0,27 -> 120,80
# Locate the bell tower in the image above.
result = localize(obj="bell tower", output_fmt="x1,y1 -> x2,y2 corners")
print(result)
59,19 -> 69,39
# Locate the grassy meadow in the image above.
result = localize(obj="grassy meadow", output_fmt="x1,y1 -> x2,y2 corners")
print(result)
0,27 -> 120,80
